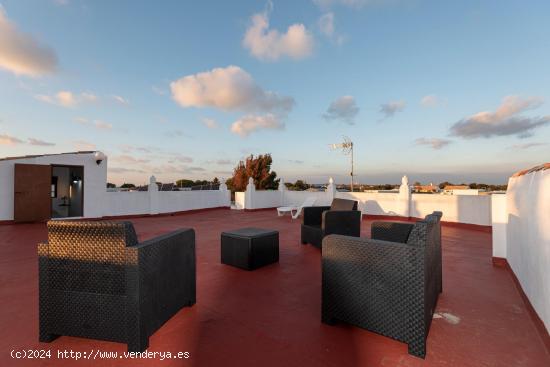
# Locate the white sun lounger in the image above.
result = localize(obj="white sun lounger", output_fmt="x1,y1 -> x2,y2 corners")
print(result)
277,197 -> 317,219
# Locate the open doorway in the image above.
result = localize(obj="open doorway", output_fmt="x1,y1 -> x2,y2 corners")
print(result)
51,165 -> 84,218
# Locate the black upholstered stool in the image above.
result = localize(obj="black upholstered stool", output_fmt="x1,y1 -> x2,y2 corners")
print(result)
221,227 -> 279,270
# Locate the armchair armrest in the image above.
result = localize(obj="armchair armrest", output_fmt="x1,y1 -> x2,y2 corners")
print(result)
371,221 -> 414,243
129,228 -> 195,292
303,206 -> 330,226
126,228 -> 196,330
322,210 -> 361,237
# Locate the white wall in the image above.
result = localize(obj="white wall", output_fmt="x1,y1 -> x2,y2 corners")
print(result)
411,194 -> 491,225
447,189 -> 480,196
235,187 -> 492,226
491,194 -> 507,258
283,190 -> 331,207
337,192 -> 409,216
105,191 -> 150,216
156,190 -> 230,213
235,192 -> 245,210
505,168 -> 550,331
0,152 -> 107,221
105,190 -> 229,217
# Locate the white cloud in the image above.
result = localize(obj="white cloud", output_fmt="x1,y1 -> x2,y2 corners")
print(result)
164,130 -> 190,138
318,12 -> 345,44
318,12 -> 335,36
414,138 -> 452,150
94,120 -> 112,130
74,117 -> 89,124
119,144 -> 154,154
35,90 -> 98,107
0,7 -> 58,76
379,100 -> 406,119
73,140 -> 96,150
450,96 -> 550,139
152,85 -> 166,95
510,142 -> 547,150
28,138 -> 55,146
243,7 -> 314,61
231,114 -> 284,137
172,66 -> 294,137
109,167 -> 146,174
215,159 -> 232,165
0,133 -> 24,145
421,94 -> 444,108
166,153 -> 193,164
111,95 -> 129,105
201,117 -> 219,129
170,65 -> 294,113
53,0 -> 70,5
313,0 -> 373,9
111,155 -> 150,165
323,95 -> 359,124
72,117 -> 112,130
81,92 -> 97,102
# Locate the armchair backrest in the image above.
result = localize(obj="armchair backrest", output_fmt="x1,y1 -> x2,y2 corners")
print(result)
330,198 -> 358,211
45,220 -> 139,294
47,221 -> 138,262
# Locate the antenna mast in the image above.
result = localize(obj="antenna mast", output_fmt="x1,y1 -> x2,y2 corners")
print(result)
329,136 -> 354,192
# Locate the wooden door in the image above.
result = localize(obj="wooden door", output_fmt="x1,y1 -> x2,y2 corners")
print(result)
14,164 -> 51,223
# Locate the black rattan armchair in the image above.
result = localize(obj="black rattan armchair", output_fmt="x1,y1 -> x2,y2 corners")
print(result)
321,212 -> 443,358
38,221 -> 196,352
301,198 -> 361,248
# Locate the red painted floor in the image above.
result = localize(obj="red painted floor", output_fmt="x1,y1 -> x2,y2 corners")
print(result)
0,209 -> 548,366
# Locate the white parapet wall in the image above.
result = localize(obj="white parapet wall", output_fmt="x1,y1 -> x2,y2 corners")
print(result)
283,190 -> 332,207
337,192 -> 410,217
410,194 -> 491,226
155,190 -> 230,214
235,177 -> 492,226
105,177 -> 231,217
491,194 -> 508,259
105,191 -> 150,216
504,165 -> 550,331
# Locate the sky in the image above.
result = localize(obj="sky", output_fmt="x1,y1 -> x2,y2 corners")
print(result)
0,0 -> 549,185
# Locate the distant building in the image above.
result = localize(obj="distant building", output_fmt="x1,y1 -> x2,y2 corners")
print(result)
443,185 -> 481,195
413,183 -> 440,193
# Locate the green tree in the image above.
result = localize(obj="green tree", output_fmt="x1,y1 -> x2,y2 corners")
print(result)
231,154 -> 279,191
176,179 -> 194,188
193,180 -> 208,186
212,177 -> 220,185
290,180 -> 309,191
439,181 -> 452,189
120,183 -> 136,189
106,182 -> 116,188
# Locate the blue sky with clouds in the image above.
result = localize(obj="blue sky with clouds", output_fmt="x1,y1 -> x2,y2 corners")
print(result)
0,0 -> 549,185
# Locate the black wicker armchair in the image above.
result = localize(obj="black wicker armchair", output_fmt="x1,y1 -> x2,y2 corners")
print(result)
301,198 -> 361,248
322,212 -> 443,358
38,221 -> 196,352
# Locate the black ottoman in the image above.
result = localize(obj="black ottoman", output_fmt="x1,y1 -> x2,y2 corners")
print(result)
221,228 -> 279,270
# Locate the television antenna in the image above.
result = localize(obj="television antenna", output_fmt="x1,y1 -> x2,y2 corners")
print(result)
329,136 -> 355,192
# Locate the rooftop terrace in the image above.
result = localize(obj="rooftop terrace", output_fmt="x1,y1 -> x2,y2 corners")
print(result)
1,209 -> 548,366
